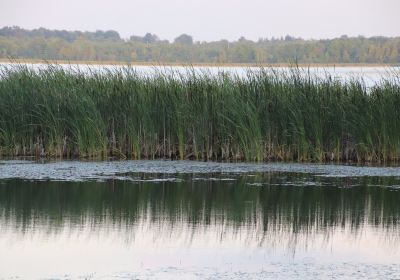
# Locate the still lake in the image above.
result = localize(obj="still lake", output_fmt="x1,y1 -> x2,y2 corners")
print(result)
0,160 -> 400,279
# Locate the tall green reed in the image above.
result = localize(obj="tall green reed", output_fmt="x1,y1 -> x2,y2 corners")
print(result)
0,64 -> 399,162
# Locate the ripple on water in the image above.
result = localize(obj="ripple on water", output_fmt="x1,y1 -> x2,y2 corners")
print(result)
45,263 -> 400,280
0,160 -> 399,182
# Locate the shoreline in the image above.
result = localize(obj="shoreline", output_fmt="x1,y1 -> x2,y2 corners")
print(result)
0,58 -> 398,68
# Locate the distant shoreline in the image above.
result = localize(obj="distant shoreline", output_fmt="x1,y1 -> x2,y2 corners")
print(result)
0,58 -> 398,68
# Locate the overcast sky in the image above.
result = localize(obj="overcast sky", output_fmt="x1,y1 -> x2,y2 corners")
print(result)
1,0 -> 399,41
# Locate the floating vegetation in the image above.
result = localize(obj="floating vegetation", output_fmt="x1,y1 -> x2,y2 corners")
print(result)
0,64 -> 399,162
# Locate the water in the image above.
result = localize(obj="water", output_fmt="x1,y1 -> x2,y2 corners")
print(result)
0,160 -> 400,279
1,62 -> 399,88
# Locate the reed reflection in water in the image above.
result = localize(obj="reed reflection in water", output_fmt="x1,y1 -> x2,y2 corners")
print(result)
0,172 -> 400,279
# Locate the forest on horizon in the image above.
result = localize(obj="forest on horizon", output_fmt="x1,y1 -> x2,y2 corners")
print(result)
0,26 -> 399,64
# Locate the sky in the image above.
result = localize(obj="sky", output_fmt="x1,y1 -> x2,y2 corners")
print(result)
1,0 -> 399,42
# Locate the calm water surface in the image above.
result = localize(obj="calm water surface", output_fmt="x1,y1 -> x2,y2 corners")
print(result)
0,160 -> 400,279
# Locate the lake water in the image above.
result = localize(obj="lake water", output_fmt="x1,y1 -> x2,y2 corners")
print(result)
1,160 -> 400,279
1,63 -> 399,88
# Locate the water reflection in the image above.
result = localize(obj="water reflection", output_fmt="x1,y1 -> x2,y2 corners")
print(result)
1,173 -> 400,278
1,173 -> 400,241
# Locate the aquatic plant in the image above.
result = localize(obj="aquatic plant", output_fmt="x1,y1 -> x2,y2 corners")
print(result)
0,64 -> 399,162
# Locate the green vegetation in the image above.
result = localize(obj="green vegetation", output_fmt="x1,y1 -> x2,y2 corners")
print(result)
0,64 -> 399,162
0,26 -> 399,64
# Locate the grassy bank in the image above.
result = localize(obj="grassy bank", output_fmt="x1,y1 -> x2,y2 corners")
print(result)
0,64 -> 399,162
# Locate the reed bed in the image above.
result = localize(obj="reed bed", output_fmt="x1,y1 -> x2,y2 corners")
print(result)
0,64 -> 399,162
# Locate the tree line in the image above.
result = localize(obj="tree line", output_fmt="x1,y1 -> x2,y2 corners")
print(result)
0,26 -> 399,64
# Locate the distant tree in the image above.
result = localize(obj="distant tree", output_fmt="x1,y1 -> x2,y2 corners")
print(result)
284,35 -> 296,41
0,26 -> 399,64
104,30 -> 121,41
143,33 -> 159,44
91,30 -> 121,41
129,35 -> 143,42
174,34 -> 193,45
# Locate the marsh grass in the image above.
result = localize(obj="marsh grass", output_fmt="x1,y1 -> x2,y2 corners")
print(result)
0,64 -> 399,162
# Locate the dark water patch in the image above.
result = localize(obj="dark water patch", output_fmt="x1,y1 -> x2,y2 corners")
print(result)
1,175 -> 400,239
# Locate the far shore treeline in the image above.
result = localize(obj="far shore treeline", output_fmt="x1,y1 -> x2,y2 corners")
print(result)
0,64 -> 399,162
0,26 -> 399,64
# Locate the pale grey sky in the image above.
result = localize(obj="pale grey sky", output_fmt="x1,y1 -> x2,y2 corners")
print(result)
1,0 -> 399,41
